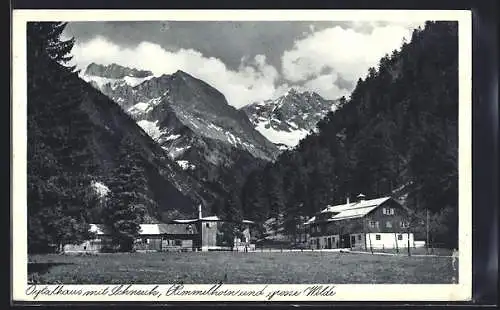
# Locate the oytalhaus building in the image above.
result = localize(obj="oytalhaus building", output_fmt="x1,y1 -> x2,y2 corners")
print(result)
304,194 -> 415,250
63,206 -> 256,253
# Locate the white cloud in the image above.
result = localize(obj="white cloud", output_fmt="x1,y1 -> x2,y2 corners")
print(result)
71,37 -> 286,108
281,23 -> 422,84
302,73 -> 350,99
71,21 -> 425,106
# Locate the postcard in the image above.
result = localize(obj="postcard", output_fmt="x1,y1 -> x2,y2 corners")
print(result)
12,9 -> 472,302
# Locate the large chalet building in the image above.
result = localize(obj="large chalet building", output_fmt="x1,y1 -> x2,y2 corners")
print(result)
304,194 -> 414,250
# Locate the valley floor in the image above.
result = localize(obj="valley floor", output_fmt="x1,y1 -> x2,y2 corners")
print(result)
28,251 -> 457,284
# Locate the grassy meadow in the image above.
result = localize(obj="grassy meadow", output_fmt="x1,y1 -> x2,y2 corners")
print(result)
28,251 -> 457,284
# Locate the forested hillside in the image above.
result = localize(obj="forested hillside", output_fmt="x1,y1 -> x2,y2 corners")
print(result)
240,21 -> 459,247
27,23 -> 218,253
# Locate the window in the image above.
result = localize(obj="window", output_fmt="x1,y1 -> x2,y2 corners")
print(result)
386,221 -> 393,228
375,234 -> 381,240
401,221 -> 409,228
206,223 -> 210,228
369,221 -> 379,228
142,238 -> 148,244
397,234 -> 403,240
175,240 -> 182,246
357,235 -> 362,241
383,208 -> 395,215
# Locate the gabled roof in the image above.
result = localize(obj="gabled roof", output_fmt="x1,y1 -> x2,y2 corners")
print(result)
140,223 -> 198,235
172,216 -> 255,224
157,224 -> 198,235
171,219 -> 198,224
200,216 -> 221,221
171,216 -> 221,222
327,205 -> 380,221
304,196 -> 397,224
139,224 -> 163,235
89,224 -> 108,235
327,197 -> 391,213
89,223 -> 198,236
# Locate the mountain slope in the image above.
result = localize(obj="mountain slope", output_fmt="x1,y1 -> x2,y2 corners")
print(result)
83,66 -> 280,196
241,89 -> 338,149
28,59 -> 219,226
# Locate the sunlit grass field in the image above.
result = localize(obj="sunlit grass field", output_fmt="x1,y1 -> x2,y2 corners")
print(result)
28,251 -> 457,284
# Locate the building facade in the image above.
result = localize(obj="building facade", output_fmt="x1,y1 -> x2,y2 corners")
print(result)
63,206 -> 255,253
305,195 -> 415,250
172,215 -> 255,251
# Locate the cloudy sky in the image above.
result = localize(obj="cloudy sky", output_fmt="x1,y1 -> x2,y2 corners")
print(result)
64,20 -> 425,108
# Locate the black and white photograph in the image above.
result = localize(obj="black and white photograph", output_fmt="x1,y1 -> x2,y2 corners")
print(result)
12,9 -> 472,302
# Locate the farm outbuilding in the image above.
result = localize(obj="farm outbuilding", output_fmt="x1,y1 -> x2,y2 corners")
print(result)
304,194 -> 415,250
62,206 -> 256,253
62,224 -> 109,253
171,206 -> 256,251
133,223 -> 199,252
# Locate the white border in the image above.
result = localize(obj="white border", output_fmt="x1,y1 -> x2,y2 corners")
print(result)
11,9 -> 472,302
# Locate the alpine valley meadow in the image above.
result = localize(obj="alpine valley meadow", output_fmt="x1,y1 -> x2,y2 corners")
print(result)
25,20 -> 459,284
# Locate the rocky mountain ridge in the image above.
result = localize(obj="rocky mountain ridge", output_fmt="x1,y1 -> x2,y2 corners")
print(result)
82,65 -> 280,199
241,88 -> 339,149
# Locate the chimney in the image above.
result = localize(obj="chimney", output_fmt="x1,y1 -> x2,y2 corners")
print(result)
357,193 -> 366,202
198,204 -> 202,219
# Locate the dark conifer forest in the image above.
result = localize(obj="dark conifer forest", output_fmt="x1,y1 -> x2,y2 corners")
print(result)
240,21 -> 459,248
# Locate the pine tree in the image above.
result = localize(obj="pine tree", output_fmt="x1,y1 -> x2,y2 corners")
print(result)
102,137 -> 149,251
27,22 -> 76,70
27,21 -> 96,253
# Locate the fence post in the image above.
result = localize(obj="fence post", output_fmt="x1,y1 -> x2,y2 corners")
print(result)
368,233 -> 373,254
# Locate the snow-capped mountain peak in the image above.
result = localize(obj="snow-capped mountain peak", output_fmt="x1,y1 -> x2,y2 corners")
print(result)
241,89 -> 339,149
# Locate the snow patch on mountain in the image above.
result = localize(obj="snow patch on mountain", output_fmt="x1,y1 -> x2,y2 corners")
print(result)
176,160 -> 196,170
164,134 -> 181,141
168,146 -> 192,159
81,75 -> 117,89
123,75 -> 155,87
127,96 -> 165,116
255,122 -> 309,147
81,74 -> 154,89
137,120 -> 163,140
91,181 -> 110,198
